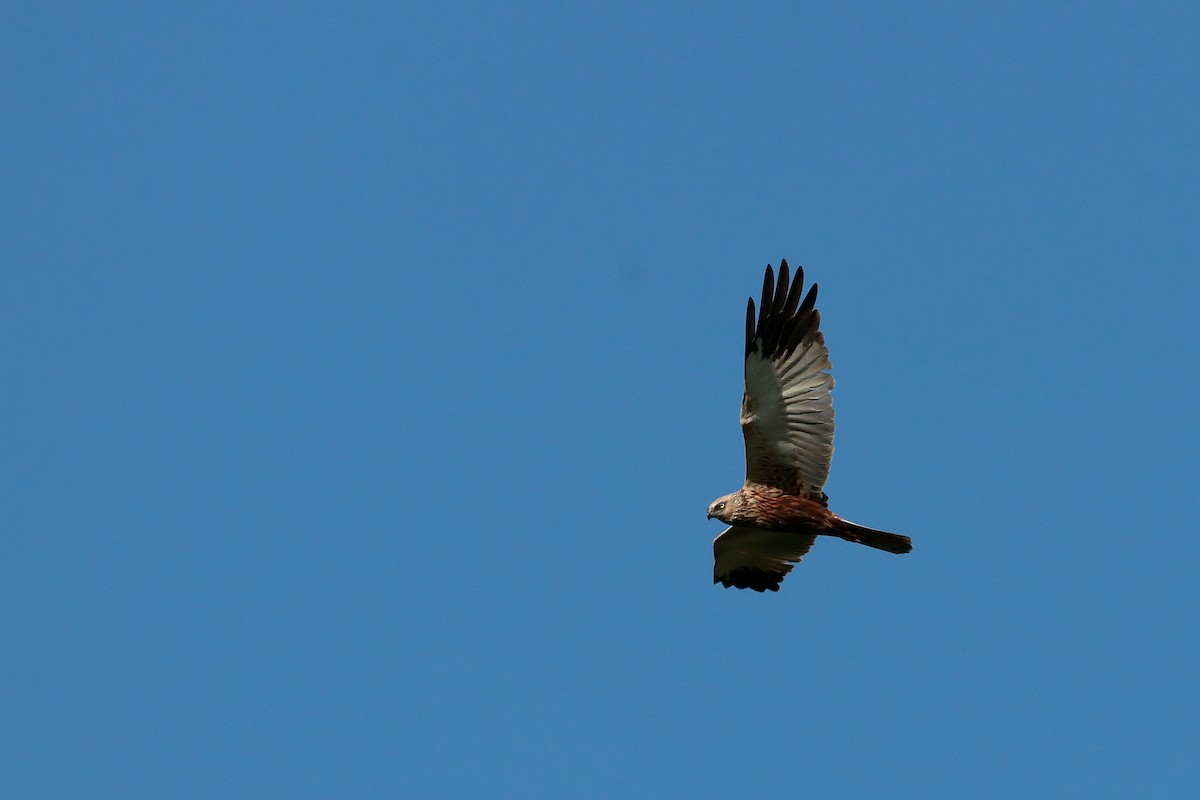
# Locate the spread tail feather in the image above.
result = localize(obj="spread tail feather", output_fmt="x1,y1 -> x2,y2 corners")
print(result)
834,519 -> 912,554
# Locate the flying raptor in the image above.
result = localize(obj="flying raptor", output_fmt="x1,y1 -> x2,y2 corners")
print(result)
709,260 -> 912,591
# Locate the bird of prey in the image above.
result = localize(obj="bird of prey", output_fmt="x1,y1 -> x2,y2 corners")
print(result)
709,260 -> 912,591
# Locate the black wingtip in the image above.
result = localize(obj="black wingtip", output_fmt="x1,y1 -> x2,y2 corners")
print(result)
745,297 -> 756,356
757,264 -> 776,343
775,261 -> 790,311
748,261 -> 822,361
715,567 -> 786,592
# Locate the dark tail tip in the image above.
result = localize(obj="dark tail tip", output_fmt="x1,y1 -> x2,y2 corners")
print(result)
837,521 -> 913,554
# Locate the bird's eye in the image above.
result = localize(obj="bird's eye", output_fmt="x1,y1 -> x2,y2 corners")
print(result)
716,502 -> 726,510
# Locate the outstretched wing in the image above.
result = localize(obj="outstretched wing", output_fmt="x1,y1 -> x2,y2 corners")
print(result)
713,526 -> 818,592
741,260 -> 834,500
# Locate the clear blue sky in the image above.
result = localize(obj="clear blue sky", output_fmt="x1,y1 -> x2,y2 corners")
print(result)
3,2 -> 1198,797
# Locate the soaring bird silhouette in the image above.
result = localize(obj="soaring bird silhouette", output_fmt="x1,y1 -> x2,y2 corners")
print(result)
709,260 -> 912,591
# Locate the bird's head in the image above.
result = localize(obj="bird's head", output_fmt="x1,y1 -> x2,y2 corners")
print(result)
707,492 -> 741,523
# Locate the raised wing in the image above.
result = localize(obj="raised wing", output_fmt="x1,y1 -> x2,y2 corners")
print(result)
713,526 -> 818,592
741,260 -> 834,499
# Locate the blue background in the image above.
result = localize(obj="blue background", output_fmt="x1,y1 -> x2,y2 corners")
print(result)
4,2 -> 1198,797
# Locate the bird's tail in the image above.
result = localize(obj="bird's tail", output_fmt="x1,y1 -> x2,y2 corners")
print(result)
833,519 -> 912,554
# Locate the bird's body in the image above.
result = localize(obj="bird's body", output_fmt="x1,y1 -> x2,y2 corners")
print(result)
709,260 -> 912,592
712,485 -> 831,531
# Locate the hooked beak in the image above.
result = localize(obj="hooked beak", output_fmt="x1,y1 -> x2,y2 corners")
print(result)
706,512 -> 713,520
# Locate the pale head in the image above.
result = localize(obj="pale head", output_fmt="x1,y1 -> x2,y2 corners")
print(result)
707,492 -> 743,523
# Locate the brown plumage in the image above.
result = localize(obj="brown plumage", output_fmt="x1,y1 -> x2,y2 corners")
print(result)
709,260 -> 912,592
